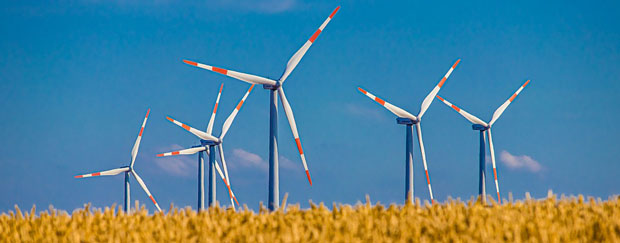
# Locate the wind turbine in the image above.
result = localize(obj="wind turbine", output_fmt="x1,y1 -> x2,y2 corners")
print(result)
156,84 -> 239,210
357,59 -> 461,204
436,80 -> 530,204
182,6 -> 340,210
157,84 -> 254,210
75,109 -> 162,213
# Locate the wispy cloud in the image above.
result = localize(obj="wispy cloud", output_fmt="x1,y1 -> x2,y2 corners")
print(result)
214,0 -> 299,13
153,144 -> 197,177
499,150 -> 542,173
230,148 -> 300,171
344,103 -> 388,121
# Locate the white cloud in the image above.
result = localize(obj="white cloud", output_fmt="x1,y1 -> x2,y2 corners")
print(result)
232,148 -> 268,170
344,103 -> 388,121
153,144 -> 197,177
230,148 -> 300,171
499,150 -> 542,173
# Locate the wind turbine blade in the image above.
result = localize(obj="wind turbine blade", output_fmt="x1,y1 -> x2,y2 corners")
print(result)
489,80 -> 530,126
278,88 -> 312,185
220,84 -> 255,139
183,60 -> 277,86
166,116 -> 219,141
207,84 -> 224,134
357,87 -> 417,120
131,109 -> 150,168
436,96 -> 488,127
487,128 -> 501,202
206,147 -> 240,206
279,6 -> 340,83
418,59 -> 461,119
217,144 -> 236,210
74,167 -> 130,178
415,123 -> 434,204
156,146 -> 206,157
130,170 -> 162,212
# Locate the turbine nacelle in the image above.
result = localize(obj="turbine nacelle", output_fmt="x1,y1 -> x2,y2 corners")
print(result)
396,117 -> 419,125
200,139 -> 220,146
472,124 -> 489,131
262,83 -> 281,90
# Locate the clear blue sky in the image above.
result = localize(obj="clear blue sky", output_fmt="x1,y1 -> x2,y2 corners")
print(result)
1,0 -> 619,212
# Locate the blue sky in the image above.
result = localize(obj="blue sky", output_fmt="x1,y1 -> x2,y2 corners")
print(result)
1,0 -> 619,212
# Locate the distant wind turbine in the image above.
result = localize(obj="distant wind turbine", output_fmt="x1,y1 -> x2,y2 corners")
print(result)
158,84 -> 254,210
358,59 -> 461,204
182,7 -> 340,210
436,80 -> 530,204
157,84 -> 239,210
75,109 -> 162,213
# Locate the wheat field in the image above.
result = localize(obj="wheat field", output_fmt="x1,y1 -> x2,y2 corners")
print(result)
1,194 -> 619,242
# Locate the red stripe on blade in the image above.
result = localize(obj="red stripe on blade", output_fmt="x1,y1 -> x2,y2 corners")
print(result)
425,170 -> 430,183
172,151 -> 180,155
213,103 -> 218,114
183,60 -> 197,66
212,66 -> 228,75
452,59 -> 461,69
306,170 -> 312,186
309,29 -> 322,43
509,93 -> 517,102
329,6 -> 340,18
92,172 -> 101,176
295,138 -> 304,154
438,77 -> 447,88
436,95 -> 444,101
374,97 -> 385,106
139,127 -> 144,137
357,87 -> 367,94
156,154 -> 164,157
451,105 -> 460,112
149,195 -> 157,205
236,100 -> 244,110
74,175 -> 83,178
145,109 -> 150,118
181,124 -> 190,131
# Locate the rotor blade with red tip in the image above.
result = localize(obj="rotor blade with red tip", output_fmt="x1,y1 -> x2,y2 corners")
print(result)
207,84 -> 224,134
487,128 -> 501,203
216,144 -> 236,210
157,146 -> 206,157
415,123 -> 434,204
130,170 -> 162,212
489,80 -> 530,126
279,6 -> 340,83
436,96 -> 488,127
357,87 -> 417,120
183,60 -> 277,86
220,84 -> 254,139
131,109 -> 150,168
74,167 -> 130,178
206,147 -> 239,206
166,116 -> 219,141
278,87 -> 312,185
418,59 -> 461,119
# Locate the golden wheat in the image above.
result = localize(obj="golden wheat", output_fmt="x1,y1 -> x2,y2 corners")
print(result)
1,195 -> 619,242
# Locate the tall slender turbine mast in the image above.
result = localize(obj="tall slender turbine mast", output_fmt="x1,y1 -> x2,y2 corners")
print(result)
436,80 -> 530,204
182,7 -> 340,210
75,109 -> 162,213
158,85 -> 254,210
157,84 -> 240,210
357,59 -> 461,203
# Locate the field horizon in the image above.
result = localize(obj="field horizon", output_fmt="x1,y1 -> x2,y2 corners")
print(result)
2,193 -> 619,242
